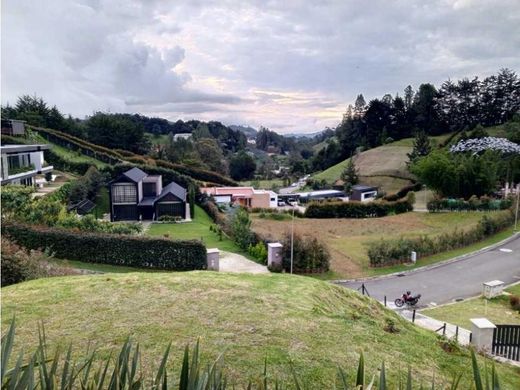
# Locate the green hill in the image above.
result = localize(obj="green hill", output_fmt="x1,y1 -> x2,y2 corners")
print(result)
2,273 -> 518,387
313,133 -> 455,193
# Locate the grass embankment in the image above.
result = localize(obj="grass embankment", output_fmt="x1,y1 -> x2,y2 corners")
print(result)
422,284 -> 520,330
147,205 -> 245,255
312,133 -> 453,192
252,211 -> 513,279
239,179 -> 284,190
2,273 -> 519,387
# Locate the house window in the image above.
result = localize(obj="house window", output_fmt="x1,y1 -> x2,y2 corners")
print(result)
143,182 -> 156,197
7,155 -> 20,170
112,184 -> 137,203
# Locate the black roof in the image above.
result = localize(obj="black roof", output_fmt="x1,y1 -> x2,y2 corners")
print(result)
352,185 -> 378,192
123,167 -> 148,182
156,181 -> 187,202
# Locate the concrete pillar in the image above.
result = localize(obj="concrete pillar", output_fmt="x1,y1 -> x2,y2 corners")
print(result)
207,248 -> 219,271
411,251 -> 417,263
267,242 -> 283,268
470,318 -> 496,352
185,203 -> 192,221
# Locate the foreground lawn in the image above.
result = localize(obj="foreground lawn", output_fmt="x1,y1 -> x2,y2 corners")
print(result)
2,273 -> 519,387
147,205 -> 244,254
252,210 -> 512,278
422,284 -> 520,329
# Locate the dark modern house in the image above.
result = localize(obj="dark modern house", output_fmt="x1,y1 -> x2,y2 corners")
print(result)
109,167 -> 189,222
350,185 -> 378,202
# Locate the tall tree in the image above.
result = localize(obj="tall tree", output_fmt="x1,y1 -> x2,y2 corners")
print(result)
404,85 -> 414,111
353,94 -> 367,118
341,156 -> 359,195
229,151 -> 256,181
407,131 -> 432,165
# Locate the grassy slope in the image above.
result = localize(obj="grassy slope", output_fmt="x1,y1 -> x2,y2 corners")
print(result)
147,205 -> 245,255
313,133 -> 453,186
252,211 -> 512,278
422,284 -> 520,329
2,273 -> 519,387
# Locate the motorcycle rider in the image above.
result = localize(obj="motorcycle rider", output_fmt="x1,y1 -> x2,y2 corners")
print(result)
403,290 -> 412,303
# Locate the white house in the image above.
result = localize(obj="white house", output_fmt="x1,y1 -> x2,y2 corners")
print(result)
1,144 -> 53,186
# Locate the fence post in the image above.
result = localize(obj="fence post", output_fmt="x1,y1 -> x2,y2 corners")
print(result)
412,310 -> 416,323
455,326 -> 459,342
384,295 -> 387,307
443,323 -> 446,336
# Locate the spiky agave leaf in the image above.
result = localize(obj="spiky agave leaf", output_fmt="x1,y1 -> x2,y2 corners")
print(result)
378,362 -> 386,390
471,350 -> 484,390
355,352 -> 364,388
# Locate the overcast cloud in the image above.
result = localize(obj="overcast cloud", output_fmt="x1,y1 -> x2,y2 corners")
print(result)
2,0 -> 519,133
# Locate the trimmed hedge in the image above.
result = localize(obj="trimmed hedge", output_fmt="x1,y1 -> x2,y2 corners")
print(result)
367,211 -> 514,267
32,126 -> 237,186
427,197 -> 512,212
4,224 -> 207,271
383,182 -> 422,202
304,198 -> 413,218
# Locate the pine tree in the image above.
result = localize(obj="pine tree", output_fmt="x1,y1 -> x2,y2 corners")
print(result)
341,156 -> 359,195
407,131 -> 432,165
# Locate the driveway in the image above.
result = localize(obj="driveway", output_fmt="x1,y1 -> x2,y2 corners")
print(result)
336,234 -> 520,306
219,251 -> 269,274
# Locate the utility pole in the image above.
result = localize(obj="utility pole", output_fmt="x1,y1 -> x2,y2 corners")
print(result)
515,184 -> 519,232
290,204 -> 295,274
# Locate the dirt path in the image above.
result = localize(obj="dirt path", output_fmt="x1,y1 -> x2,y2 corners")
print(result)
219,251 -> 269,274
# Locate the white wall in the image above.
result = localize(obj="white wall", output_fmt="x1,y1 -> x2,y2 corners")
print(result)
361,191 -> 378,201
269,191 -> 278,208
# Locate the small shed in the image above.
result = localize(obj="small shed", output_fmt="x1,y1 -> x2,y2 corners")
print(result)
350,185 -> 378,202
1,119 -> 26,136
482,280 -> 504,299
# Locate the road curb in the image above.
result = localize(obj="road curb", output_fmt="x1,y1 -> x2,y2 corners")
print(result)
332,231 -> 519,285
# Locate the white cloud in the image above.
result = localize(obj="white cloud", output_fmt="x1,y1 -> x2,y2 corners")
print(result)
2,0 -> 519,132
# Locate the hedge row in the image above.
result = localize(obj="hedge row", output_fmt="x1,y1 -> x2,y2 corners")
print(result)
33,127 -> 123,165
4,224 -> 207,271
304,197 -> 413,219
367,211 -> 514,267
154,159 -> 237,186
427,197 -> 512,212
383,182 -> 422,202
32,126 -> 237,186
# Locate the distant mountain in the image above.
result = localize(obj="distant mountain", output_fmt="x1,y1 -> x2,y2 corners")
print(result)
229,125 -> 258,138
284,128 -> 331,139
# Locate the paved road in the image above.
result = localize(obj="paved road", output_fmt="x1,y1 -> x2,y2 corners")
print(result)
337,234 -> 520,306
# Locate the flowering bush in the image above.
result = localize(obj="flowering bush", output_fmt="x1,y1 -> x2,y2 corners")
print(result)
450,137 -> 520,154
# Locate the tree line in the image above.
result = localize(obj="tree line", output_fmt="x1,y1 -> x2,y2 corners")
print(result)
313,68 -> 520,171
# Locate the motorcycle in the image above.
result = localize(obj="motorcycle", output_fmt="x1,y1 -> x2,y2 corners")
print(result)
394,293 -> 421,307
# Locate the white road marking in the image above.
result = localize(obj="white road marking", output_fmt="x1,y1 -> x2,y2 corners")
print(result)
500,248 -> 513,253
429,302 -> 437,306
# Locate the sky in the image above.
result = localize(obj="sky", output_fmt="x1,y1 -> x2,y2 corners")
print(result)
2,0 -> 520,134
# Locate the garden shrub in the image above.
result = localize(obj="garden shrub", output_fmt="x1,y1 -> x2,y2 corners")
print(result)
231,208 -> 255,251
0,237 -> 78,286
427,196 -> 512,212
304,197 -> 413,219
248,242 -> 268,263
510,295 -> 520,312
4,223 -> 207,271
383,182 -> 422,201
281,232 -> 330,273
367,211 -> 514,267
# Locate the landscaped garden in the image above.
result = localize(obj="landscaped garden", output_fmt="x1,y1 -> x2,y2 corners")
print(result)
422,284 -> 520,330
147,205 -> 245,255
